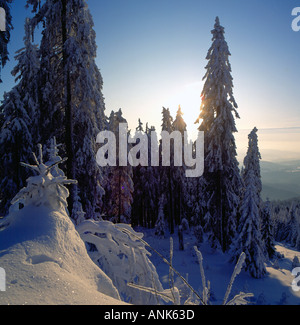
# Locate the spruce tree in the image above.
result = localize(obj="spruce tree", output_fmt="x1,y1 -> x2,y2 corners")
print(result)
0,18 -> 39,215
104,109 -> 133,224
131,119 -> 147,226
160,107 -> 175,233
195,17 -> 242,251
286,202 -> 299,247
155,195 -> 166,238
131,120 -> 159,228
28,0 -> 107,219
145,123 -> 160,227
261,198 -> 276,259
173,105 -> 189,248
230,127 -> 267,278
172,105 -> 187,225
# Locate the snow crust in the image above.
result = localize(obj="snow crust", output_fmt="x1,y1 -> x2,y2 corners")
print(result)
0,205 -> 124,305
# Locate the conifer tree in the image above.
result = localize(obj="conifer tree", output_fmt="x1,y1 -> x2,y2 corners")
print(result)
104,109 -> 133,224
160,107 -> 175,233
131,120 -> 159,228
230,128 -> 267,278
131,119 -> 147,226
145,123 -> 160,227
195,17 -> 242,251
0,19 -> 39,215
155,195 -> 166,238
261,198 -> 276,259
172,105 -> 187,227
28,0 -> 107,219
286,202 -> 299,247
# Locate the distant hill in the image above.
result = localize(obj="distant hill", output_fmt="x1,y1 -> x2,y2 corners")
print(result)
260,160 -> 300,201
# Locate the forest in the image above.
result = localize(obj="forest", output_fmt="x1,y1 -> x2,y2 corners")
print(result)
0,0 -> 300,288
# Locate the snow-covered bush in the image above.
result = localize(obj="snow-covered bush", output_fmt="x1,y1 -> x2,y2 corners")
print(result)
77,220 -> 164,304
10,143 -> 77,212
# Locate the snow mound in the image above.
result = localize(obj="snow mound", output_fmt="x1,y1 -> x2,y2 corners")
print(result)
0,205 -> 124,305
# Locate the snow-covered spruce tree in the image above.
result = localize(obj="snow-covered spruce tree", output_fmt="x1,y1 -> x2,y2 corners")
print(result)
159,107 -> 176,234
0,18 -> 40,216
195,17 -> 242,252
155,195 -> 166,238
47,137 -> 86,225
28,0 -> 106,219
146,124 -> 160,228
172,105 -> 189,250
0,0 -> 13,83
131,120 -> 160,228
261,198 -> 276,259
72,185 -> 86,226
172,105 -> 187,226
11,143 -> 77,212
131,119 -> 148,226
230,127 -> 267,278
285,202 -> 300,247
104,109 -> 133,224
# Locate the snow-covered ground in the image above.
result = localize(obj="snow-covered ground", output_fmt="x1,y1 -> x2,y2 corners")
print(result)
0,205 -> 125,305
140,227 -> 300,305
0,202 -> 299,305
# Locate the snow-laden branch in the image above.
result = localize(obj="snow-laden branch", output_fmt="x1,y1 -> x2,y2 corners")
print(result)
77,220 -> 164,304
223,252 -> 247,305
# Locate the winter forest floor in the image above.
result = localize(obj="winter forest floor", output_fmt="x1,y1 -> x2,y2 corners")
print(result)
1,203 -> 299,306
138,226 -> 300,305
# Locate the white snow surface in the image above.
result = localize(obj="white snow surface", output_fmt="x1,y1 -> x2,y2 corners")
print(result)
0,202 -> 300,305
0,205 -> 124,305
140,228 -> 300,305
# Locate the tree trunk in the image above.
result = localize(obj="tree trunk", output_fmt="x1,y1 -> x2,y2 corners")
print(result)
217,170 -> 225,252
61,0 -> 75,213
168,167 -> 174,234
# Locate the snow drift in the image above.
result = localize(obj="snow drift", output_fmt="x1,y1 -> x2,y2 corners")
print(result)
0,144 -> 123,305
0,204 -> 123,305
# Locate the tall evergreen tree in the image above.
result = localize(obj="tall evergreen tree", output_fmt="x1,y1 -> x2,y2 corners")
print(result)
231,127 -> 267,278
132,120 -> 159,228
172,105 -> 187,226
172,105 -> 189,248
195,17 -> 242,252
155,195 -> 166,238
0,18 -> 39,215
131,119 -> 147,226
160,107 -> 175,233
28,0 -> 107,219
104,109 -> 133,224
145,123 -> 160,227
0,0 -> 13,83
261,198 -> 276,259
285,202 -> 299,247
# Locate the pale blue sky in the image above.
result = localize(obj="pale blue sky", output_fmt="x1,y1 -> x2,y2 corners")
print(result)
1,0 -> 300,161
